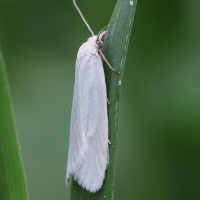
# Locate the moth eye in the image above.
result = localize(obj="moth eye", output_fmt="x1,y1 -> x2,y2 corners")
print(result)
96,40 -> 104,48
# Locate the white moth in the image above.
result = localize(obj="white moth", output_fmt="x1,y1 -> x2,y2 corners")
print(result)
66,31 -> 112,193
66,0 -> 131,193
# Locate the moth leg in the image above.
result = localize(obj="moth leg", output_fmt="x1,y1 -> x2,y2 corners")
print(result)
107,98 -> 110,104
108,140 -> 111,144
98,49 -> 120,74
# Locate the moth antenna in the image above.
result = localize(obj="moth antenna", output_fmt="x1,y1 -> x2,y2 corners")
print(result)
97,8 -> 134,41
73,0 -> 95,36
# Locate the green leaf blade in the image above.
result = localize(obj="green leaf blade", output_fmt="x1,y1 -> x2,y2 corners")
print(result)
0,51 -> 29,200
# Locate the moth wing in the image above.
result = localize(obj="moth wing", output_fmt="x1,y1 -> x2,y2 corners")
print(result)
73,52 -> 109,193
66,40 -> 109,192
66,47 -> 89,182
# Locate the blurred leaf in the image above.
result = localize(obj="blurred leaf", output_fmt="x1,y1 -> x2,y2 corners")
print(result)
70,0 -> 137,199
0,51 -> 29,200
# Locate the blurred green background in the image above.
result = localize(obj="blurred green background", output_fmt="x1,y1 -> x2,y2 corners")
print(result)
1,0 -> 200,199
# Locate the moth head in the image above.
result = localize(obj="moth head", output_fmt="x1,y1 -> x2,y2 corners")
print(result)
96,31 -> 107,49
96,40 -> 103,48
